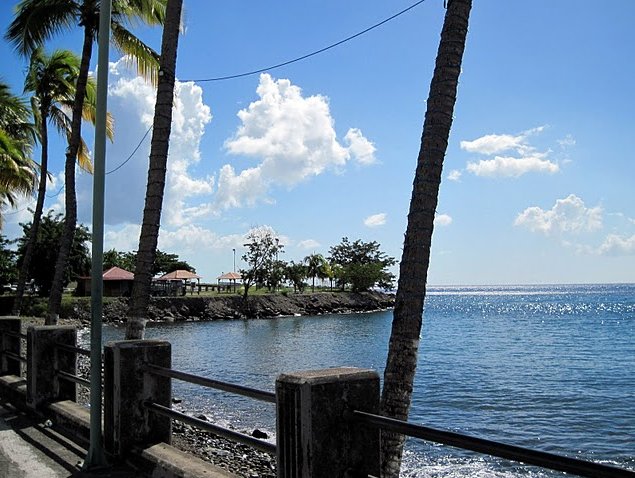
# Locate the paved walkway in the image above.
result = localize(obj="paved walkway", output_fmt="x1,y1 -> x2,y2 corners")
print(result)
0,402 -> 142,478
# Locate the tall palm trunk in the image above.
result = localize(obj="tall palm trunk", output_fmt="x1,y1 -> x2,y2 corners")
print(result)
380,1 -> 472,476
46,28 -> 93,325
126,0 -> 183,339
13,104 -> 50,314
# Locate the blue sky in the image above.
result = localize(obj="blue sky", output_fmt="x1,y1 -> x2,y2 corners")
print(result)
1,0 -> 634,285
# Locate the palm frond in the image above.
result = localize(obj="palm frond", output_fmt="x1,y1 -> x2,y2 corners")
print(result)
111,23 -> 160,86
5,0 -> 79,57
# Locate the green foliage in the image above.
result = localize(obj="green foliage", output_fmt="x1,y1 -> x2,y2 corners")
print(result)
285,261 -> 307,293
103,249 -> 136,271
103,248 -> 194,275
240,227 -> 284,297
0,234 -> 17,287
328,237 -> 396,292
16,211 -> 90,296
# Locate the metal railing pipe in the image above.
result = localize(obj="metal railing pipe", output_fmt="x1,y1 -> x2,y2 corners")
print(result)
1,331 -> 27,340
2,350 -> 27,363
57,370 -> 91,388
350,411 -> 635,478
143,363 -> 276,403
143,401 -> 276,454
54,343 -> 91,357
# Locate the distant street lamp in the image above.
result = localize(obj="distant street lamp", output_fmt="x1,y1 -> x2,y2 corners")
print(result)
232,248 -> 236,273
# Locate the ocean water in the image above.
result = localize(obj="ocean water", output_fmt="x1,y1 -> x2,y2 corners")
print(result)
99,283 -> 635,477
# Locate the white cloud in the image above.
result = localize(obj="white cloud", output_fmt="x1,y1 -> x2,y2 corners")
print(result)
345,128 -> 377,165
558,134 -> 576,148
597,234 -> 635,256
461,133 -> 526,155
466,153 -> 559,178
460,126 -> 559,178
78,58 -> 213,227
297,239 -> 321,250
434,214 -> 453,227
364,213 -> 387,227
447,169 -> 462,181
514,194 -> 603,235
216,74 -> 375,210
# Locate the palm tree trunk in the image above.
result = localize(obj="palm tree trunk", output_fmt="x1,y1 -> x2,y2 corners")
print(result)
13,109 -> 49,314
126,0 -> 183,339
46,29 -> 93,325
379,1 -> 472,476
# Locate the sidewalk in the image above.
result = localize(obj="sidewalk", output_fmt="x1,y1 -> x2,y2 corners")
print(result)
0,402 -> 143,478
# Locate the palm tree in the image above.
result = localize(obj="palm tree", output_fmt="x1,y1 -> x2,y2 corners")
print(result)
304,253 -> 327,292
6,0 -> 167,324
379,1 -> 473,476
12,47 -> 113,315
126,0 -> 183,340
0,81 -> 36,224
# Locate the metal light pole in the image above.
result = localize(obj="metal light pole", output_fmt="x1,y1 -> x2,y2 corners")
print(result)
232,248 -> 236,273
84,0 -> 110,469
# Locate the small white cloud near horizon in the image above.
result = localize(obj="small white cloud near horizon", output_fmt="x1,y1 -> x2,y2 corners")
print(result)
461,126 -> 559,178
514,194 -> 603,236
597,234 -> 635,256
364,213 -> 387,227
434,214 -> 453,227
297,239 -> 321,250
447,169 -> 462,181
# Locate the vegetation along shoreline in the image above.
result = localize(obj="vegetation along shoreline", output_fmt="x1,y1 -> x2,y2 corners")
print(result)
0,290 -> 395,325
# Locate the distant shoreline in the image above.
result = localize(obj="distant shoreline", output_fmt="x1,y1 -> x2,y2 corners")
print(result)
2,290 -> 395,324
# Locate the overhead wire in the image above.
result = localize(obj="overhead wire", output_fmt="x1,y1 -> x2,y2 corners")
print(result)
181,0 -> 428,82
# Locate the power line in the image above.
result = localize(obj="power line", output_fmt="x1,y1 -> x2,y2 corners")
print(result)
182,0 -> 428,83
105,125 -> 152,175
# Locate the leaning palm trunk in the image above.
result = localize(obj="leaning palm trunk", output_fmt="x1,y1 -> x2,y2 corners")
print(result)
380,1 -> 472,476
126,0 -> 183,339
46,30 -> 93,325
13,107 -> 49,314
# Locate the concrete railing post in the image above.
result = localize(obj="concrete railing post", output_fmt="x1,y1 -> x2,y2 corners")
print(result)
276,367 -> 381,478
26,325 -> 77,409
0,318 -> 21,376
0,317 -> 22,376
104,340 -> 171,459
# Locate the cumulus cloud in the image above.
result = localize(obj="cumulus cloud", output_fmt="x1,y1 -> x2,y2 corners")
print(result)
460,126 -> 559,178
364,213 -> 387,227
215,74 -> 375,210
78,57 -> 213,227
514,194 -> 603,235
467,153 -> 559,178
597,234 -> 635,256
434,214 -> 453,227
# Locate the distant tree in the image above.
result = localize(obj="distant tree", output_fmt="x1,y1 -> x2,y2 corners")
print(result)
266,259 -> 286,292
0,234 -> 17,288
328,237 -> 396,292
285,261 -> 307,293
103,248 -> 192,275
153,250 -> 194,275
16,211 -> 90,296
239,227 -> 284,299
304,253 -> 328,292
103,249 -> 136,271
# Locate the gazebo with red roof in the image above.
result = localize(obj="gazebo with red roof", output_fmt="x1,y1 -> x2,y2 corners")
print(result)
76,266 -> 135,297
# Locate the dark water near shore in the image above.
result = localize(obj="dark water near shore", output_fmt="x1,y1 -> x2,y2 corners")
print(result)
96,283 -> 635,476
